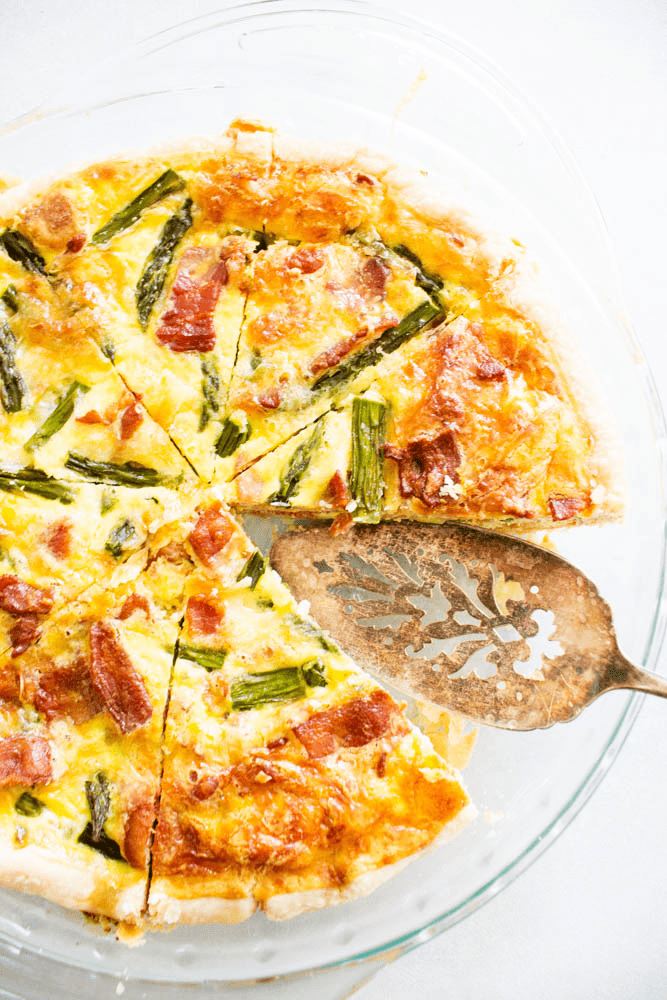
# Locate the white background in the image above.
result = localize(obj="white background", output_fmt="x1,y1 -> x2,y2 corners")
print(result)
1,1 -> 666,997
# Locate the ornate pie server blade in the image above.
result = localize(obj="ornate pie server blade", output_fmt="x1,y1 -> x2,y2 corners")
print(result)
270,521 -> 667,730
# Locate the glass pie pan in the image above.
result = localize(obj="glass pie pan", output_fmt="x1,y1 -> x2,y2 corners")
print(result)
0,1 -> 665,993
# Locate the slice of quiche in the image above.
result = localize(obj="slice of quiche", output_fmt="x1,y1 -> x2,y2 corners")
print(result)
0,577 -> 179,924
145,498 -> 473,925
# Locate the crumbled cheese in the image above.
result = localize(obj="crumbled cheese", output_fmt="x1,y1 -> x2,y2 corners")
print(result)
345,499 -> 358,512
438,475 -> 463,500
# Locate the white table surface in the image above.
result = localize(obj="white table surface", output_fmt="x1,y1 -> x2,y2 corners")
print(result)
1,1 -> 666,997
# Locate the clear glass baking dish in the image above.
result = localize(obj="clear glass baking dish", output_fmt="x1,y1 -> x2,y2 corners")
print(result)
0,2 -> 664,994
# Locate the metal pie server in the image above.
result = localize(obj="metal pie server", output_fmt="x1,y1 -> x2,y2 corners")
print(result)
270,521 -> 667,730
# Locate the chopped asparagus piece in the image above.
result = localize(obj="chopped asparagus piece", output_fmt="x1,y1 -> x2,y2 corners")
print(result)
177,644 -> 228,672
0,467 -> 75,504
311,300 -> 445,394
199,355 -> 220,432
1,284 -> 19,314
65,453 -> 173,488
14,792 -> 43,817
0,230 -> 47,277
230,659 -> 330,712
136,197 -> 193,328
100,490 -> 117,515
230,667 -> 307,711
215,414 -> 251,457
349,396 -> 387,523
391,243 -> 444,299
92,169 -> 186,245
301,658 -> 327,688
268,421 -> 323,506
77,823 -> 126,862
24,380 -> 90,452
236,550 -> 265,589
284,612 -> 339,653
0,321 -> 25,413
84,771 -> 110,842
104,518 -> 136,559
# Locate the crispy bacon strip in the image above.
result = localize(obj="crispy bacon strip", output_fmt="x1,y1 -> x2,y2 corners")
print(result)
155,247 -> 228,353
325,470 -> 351,509
293,690 -> 404,759
89,621 -> 152,734
117,594 -> 151,621
0,735 -> 52,786
119,399 -> 144,440
357,256 -> 389,297
385,431 -> 461,508
0,663 -> 21,701
33,657 -> 104,724
44,521 -> 72,560
123,801 -> 154,870
0,576 -> 54,616
186,597 -> 222,636
9,615 -> 40,658
309,327 -> 368,376
287,246 -> 324,274
187,504 -> 235,567
548,496 -> 587,521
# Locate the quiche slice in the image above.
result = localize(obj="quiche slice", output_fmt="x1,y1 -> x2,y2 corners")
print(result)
0,480 -> 200,658
0,577 -> 179,924
0,249 -> 192,489
229,311 -> 620,530
147,514 -> 473,925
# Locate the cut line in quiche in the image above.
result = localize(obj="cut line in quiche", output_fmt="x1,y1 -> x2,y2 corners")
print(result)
0,122 -> 623,934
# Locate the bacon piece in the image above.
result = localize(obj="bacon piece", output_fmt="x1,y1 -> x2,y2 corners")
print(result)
186,597 -> 222,636
191,774 -> 220,801
119,399 -> 144,440
293,690 -> 402,759
117,594 -> 151,621
123,801 -> 154,870
325,470 -> 351,509
376,750 -> 388,778
188,504 -> 235,567
9,615 -> 40,658
66,233 -> 86,254
309,327 -> 368,376
44,521 -> 72,560
385,431 -> 461,508
472,468 -> 534,519
256,386 -> 283,410
34,657 -> 104,724
329,512 -> 354,536
287,246 -> 325,274
357,257 -> 389,298
89,622 -> 152,734
548,495 -> 588,521
0,735 -> 52,786
0,663 -> 21,701
76,409 -> 107,425
155,247 -> 228,353
0,576 -> 54,616
476,356 -> 506,380
355,173 -> 375,186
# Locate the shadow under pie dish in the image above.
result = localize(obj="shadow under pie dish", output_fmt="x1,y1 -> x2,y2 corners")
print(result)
0,121 -> 624,934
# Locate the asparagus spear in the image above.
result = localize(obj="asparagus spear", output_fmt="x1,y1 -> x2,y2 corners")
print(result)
136,197 -> 193,328
198,355 -> 220,432
215,414 -> 251,457
104,518 -> 136,559
391,243 -> 445,299
177,644 -> 228,672
268,421 -> 323,506
77,823 -> 126,862
24,381 -> 90,452
14,792 -> 44,817
0,467 -> 75,504
349,396 -> 387,523
311,300 -> 445,394
65,452 -> 173,488
283,612 -> 339,653
230,660 -> 330,711
84,772 -> 110,841
0,230 -> 47,277
236,550 -> 265,589
0,321 -> 25,413
92,169 -> 186,245
1,284 -> 19,314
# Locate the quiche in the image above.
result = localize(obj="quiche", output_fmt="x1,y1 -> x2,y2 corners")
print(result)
0,123 -> 622,932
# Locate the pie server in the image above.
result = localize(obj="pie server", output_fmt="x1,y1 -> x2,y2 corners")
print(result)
270,520 -> 667,730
